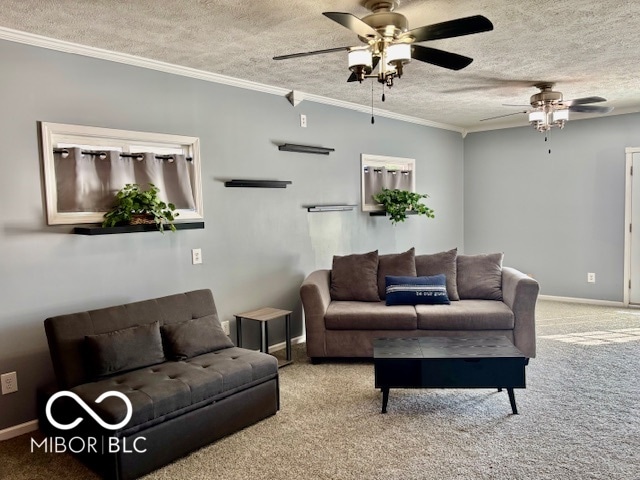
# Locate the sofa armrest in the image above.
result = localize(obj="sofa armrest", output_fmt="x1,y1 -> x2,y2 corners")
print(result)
300,270 -> 331,358
502,267 -> 539,358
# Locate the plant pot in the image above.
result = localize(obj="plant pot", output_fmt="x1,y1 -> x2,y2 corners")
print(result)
129,214 -> 155,225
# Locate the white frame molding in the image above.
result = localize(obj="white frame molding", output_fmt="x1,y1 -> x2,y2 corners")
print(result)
623,147 -> 640,306
360,154 -> 416,212
41,122 -> 203,225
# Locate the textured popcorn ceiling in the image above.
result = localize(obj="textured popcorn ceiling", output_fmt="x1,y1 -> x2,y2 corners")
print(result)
1,0 -> 639,131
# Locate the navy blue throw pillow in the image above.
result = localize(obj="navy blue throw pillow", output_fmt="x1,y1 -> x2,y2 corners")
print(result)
385,274 -> 451,306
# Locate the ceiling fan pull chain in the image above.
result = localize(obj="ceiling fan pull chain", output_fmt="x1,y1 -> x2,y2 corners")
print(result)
382,83 -> 386,102
371,80 -> 375,124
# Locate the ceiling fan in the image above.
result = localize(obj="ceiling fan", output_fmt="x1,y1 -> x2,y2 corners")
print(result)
273,0 -> 493,89
481,83 -> 614,132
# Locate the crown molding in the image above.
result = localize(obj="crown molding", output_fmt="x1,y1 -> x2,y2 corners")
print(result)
0,27 -> 290,97
0,26 -> 465,135
300,91 -> 465,133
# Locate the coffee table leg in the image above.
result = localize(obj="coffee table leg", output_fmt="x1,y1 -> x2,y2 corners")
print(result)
381,387 -> 389,414
507,388 -> 518,415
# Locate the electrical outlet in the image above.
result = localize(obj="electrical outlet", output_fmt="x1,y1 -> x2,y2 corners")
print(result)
191,248 -> 202,265
221,321 -> 230,336
587,272 -> 596,283
300,114 -> 307,128
1,372 -> 18,395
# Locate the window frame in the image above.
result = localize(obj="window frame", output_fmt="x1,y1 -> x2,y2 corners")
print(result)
40,122 -> 203,225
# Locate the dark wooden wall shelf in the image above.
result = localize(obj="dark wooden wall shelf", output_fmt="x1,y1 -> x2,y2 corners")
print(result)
224,179 -> 292,188
306,205 -> 356,212
73,222 -> 205,235
278,144 -> 334,155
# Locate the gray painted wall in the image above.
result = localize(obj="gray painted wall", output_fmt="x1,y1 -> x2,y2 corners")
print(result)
0,39 -> 464,430
464,112 -> 640,301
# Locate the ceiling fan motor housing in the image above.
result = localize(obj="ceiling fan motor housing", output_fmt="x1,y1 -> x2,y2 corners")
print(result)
359,12 -> 408,40
360,1 -> 407,41
530,84 -> 563,107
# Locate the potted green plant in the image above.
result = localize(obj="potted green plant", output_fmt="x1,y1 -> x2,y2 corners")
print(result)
372,188 -> 435,224
102,183 -> 179,232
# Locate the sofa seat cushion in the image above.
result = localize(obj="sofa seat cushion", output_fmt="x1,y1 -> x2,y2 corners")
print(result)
69,347 -> 277,431
416,300 -> 514,330
325,301 -> 417,330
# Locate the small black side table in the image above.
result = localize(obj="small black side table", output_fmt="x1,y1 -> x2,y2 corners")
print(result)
234,307 -> 293,368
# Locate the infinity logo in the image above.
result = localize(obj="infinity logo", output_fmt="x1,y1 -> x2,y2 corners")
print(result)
46,391 -> 133,431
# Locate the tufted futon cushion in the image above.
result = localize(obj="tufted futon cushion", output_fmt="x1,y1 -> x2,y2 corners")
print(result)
69,347 -> 277,434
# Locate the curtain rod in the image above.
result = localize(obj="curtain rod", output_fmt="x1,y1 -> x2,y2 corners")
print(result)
53,148 -> 192,161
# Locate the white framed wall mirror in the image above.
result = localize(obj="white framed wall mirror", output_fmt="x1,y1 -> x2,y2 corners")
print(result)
361,154 -> 416,212
40,122 -> 204,225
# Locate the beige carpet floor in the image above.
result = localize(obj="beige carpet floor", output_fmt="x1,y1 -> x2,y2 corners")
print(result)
1,299 -> 639,479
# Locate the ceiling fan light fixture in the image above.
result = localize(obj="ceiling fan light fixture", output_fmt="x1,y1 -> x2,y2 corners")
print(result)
386,43 -> 411,64
386,43 -> 411,77
348,48 -> 373,69
528,107 -> 570,132
528,110 -> 545,123
553,109 -> 569,122
348,48 -> 373,82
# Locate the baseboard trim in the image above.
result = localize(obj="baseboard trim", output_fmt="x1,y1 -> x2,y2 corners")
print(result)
0,419 -> 38,441
268,335 -> 305,354
539,295 -> 624,307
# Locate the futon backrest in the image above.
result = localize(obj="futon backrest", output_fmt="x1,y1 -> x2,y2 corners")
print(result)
44,289 -> 218,389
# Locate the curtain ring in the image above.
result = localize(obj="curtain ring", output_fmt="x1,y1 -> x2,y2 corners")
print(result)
99,152 -> 107,160
136,155 -> 144,161
61,149 -> 69,159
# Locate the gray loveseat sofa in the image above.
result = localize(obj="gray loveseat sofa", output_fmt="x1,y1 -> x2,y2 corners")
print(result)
40,289 -> 279,480
300,248 -> 539,361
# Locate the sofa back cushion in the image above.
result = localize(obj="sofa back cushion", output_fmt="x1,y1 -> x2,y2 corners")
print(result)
330,250 -> 380,301
44,289 -> 220,389
457,253 -> 504,300
377,248 -> 417,300
415,248 -> 459,300
85,321 -> 166,379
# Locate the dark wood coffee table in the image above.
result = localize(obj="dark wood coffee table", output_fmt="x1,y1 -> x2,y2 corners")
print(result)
373,336 -> 528,414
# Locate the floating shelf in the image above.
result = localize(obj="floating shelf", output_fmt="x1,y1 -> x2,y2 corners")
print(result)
306,205 -> 356,212
73,222 -> 205,235
278,144 -> 334,155
369,211 -> 419,217
224,179 -> 292,188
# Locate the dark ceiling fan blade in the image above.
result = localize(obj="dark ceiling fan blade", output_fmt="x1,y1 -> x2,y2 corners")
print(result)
347,56 -> 380,82
323,12 -> 381,39
404,15 -> 493,43
563,96 -> 607,106
411,45 -> 473,70
569,104 -> 614,114
480,111 -> 527,122
273,46 -> 351,60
